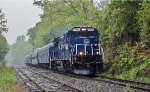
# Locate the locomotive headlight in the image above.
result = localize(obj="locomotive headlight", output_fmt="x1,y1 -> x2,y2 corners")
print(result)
79,52 -> 83,55
81,28 -> 87,31
96,52 -> 99,55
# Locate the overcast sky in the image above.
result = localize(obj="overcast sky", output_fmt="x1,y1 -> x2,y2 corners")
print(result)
0,0 -> 42,44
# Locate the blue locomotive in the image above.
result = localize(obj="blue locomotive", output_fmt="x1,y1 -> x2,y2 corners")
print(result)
25,26 -> 103,75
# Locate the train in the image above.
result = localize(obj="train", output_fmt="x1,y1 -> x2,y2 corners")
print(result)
25,26 -> 104,75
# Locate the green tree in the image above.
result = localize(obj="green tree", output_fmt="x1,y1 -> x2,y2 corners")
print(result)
28,0 -> 150,80
0,9 -> 8,64
0,35 -> 8,61
28,0 -> 104,48
0,9 -> 8,34
5,41 -> 33,65
137,1 -> 150,48
98,0 -> 141,49
98,0 -> 150,78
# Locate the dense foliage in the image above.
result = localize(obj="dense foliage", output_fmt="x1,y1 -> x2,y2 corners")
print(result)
0,63 -> 17,92
28,0 -> 107,48
0,9 -> 9,64
0,35 -> 8,61
100,0 -> 150,74
28,0 -> 150,82
0,9 -> 8,34
98,0 -> 150,82
0,9 -> 17,92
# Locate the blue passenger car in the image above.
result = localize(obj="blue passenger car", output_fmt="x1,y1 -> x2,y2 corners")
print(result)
31,48 -> 39,67
25,55 -> 32,66
37,43 -> 54,68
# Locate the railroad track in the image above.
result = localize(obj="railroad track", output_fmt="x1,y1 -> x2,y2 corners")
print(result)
33,71 -> 82,92
16,66 -> 150,92
15,67 -> 45,92
95,76 -> 150,92
45,69 -> 150,92
14,66 -> 82,92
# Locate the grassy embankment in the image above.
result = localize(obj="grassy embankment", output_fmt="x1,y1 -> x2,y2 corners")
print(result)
98,43 -> 150,84
99,60 -> 150,84
0,62 -> 20,92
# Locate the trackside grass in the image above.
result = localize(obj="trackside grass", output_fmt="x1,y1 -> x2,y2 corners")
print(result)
0,63 -> 17,92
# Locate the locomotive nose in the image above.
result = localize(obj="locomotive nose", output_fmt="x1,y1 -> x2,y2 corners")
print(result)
84,39 -> 90,45
74,37 -> 100,56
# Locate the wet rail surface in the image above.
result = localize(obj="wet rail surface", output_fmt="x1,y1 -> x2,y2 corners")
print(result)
14,66 -> 82,92
15,67 -> 44,92
51,69 -> 150,92
94,76 -> 150,92
53,69 -> 150,92
14,66 -> 150,92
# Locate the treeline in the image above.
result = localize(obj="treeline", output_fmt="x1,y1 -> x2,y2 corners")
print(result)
97,0 -> 150,80
98,0 -> 150,74
28,0 -> 108,48
0,9 -> 9,65
28,0 -> 150,81
5,41 -> 33,66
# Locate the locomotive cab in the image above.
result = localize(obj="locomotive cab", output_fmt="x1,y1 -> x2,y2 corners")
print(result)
67,27 -> 103,75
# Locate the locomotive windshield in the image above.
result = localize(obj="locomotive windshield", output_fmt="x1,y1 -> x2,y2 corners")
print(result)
72,31 -> 99,42
68,28 -> 99,42
75,31 -> 91,37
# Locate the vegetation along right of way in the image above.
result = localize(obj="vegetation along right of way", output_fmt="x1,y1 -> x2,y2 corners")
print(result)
27,0 -> 150,83
0,9 -> 19,92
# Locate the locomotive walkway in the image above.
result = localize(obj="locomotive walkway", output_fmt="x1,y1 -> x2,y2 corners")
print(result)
14,65 -> 150,92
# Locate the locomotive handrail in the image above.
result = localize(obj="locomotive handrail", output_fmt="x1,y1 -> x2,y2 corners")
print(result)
75,44 -> 102,55
91,44 -> 93,55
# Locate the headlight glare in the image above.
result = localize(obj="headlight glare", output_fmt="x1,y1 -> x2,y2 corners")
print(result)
79,52 -> 83,55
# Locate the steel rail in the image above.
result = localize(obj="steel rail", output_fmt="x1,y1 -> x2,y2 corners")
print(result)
32,71 -> 83,92
15,68 -> 33,92
94,78 -> 150,92
15,67 -> 46,92
97,75 -> 150,87
50,70 -> 150,92
19,66 -> 150,92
